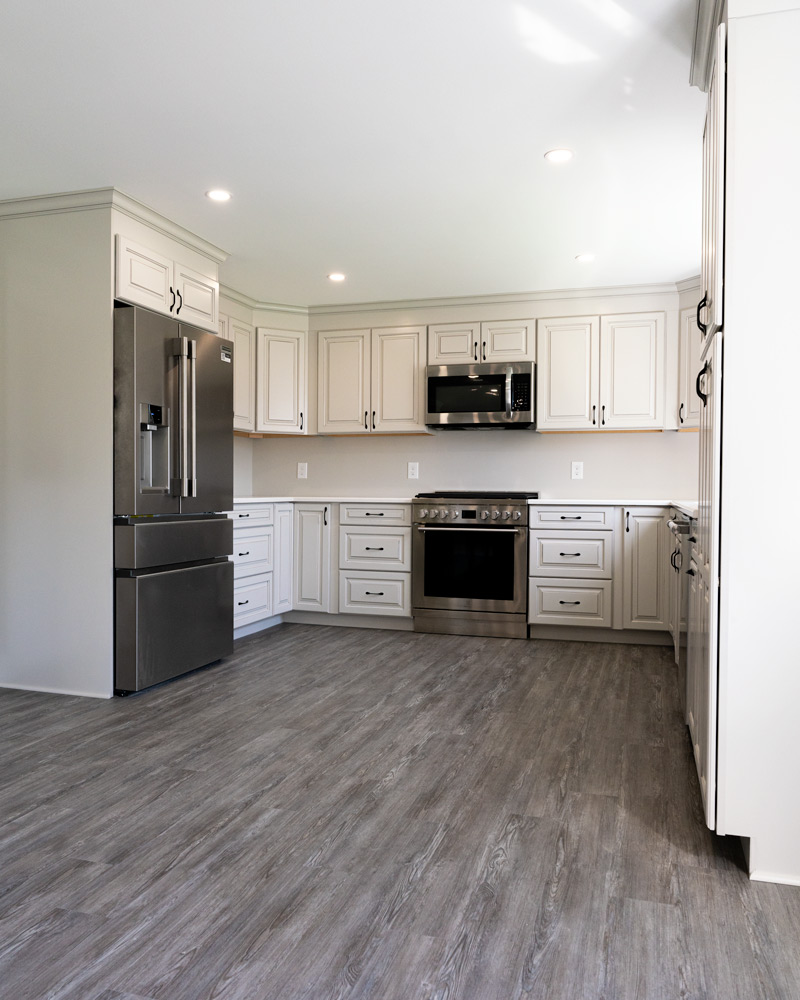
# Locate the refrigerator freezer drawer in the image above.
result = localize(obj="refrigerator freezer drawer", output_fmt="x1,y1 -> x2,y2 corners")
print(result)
115,560 -> 233,692
115,517 -> 233,569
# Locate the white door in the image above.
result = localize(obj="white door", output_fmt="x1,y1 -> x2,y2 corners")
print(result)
701,22 -> 726,342
622,507 -> 669,630
256,328 -> 307,434
274,503 -> 294,614
230,318 -> 256,432
599,313 -> 664,429
371,326 -> 425,433
293,504 -> 331,612
318,330 -> 371,433
172,260 -> 219,333
678,306 -> 703,428
427,322 -> 480,364
115,235 -> 173,314
480,320 -> 535,362
536,317 -> 600,429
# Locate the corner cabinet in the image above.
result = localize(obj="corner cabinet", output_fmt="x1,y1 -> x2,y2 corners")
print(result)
622,506 -> 669,630
318,326 -> 426,434
228,316 -> 256,432
536,312 -> 665,430
427,320 -> 535,364
255,328 -> 307,434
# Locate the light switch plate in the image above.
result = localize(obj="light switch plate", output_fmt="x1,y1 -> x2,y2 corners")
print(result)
297,462 -> 308,479
571,461 -> 583,480
408,462 -> 419,479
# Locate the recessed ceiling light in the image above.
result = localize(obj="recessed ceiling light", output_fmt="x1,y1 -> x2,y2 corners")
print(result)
544,148 -> 573,164
206,189 -> 231,202
328,273 -> 346,282
575,252 -> 595,263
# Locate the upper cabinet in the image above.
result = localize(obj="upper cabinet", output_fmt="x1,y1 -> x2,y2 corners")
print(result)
229,316 -> 256,432
255,328 -> 307,434
427,320 -> 535,365
115,235 -> 219,334
699,22 -> 726,346
678,306 -> 703,429
537,312 -> 665,431
318,326 -> 426,434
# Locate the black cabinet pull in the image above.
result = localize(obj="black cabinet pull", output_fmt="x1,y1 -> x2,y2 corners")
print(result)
482,341 -> 487,361
601,404 -> 606,426
372,410 -> 376,430
365,512 -> 384,516
696,294 -> 708,335
592,404 -> 596,426
176,289 -> 182,314
626,511 -> 630,532
364,411 -> 368,430
473,341 -> 478,361
238,551 -> 250,557
237,599 -> 249,606
687,565 -> 696,577
365,591 -> 385,596
559,552 -> 581,557
323,506 -> 328,526
559,600 -> 581,605
670,550 -> 678,569
365,546 -> 385,551
237,513 -> 250,518
696,361 -> 709,406
169,287 -> 176,312
560,515 -> 582,520
679,402 -> 685,424
300,412 -> 303,431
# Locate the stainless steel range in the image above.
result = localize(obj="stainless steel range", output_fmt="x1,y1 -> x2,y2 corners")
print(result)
412,491 -> 537,639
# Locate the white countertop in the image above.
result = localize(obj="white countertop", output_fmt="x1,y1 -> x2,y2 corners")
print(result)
234,496 -> 414,504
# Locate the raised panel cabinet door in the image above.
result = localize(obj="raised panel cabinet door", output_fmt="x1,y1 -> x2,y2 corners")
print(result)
255,328 -> 307,434
115,235 -> 173,314
371,326 -> 426,432
678,306 -> 703,428
230,318 -> 256,432
622,507 -> 669,630
599,313 -> 665,429
480,320 -> 535,362
274,503 -> 294,614
536,317 -> 600,429
293,504 -> 331,612
172,260 -> 219,333
427,322 -> 480,364
700,22 -> 726,341
318,330 -> 371,433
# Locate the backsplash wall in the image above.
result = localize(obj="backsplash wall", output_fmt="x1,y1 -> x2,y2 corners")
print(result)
239,430 -> 698,499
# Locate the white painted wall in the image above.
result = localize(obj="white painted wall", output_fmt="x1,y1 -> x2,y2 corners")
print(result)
0,208 -> 114,697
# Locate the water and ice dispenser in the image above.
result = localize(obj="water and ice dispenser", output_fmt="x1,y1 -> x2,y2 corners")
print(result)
139,402 -> 169,493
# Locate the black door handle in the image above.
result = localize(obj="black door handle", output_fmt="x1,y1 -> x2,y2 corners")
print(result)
601,404 -> 606,426
473,341 -> 478,361
176,289 -> 182,314
323,506 -> 328,526
626,511 -> 630,533
482,341 -> 487,362
679,402 -> 684,424
170,287 -> 176,312
592,404 -> 596,426
372,410 -> 376,430
364,411 -> 368,430
300,412 -> 303,431
697,294 -> 708,335
559,600 -> 581,605
696,361 -> 710,406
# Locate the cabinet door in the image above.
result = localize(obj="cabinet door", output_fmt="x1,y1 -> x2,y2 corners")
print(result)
172,260 -> 219,333
371,326 -> 425,433
678,307 -> 703,429
115,235 -> 173,314
274,503 -> 294,614
536,317 -> 600,429
480,320 -> 535,362
218,313 -> 229,339
255,328 -> 307,434
599,313 -> 665,429
427,322 -> 480,364
622,507 -> 669,630
293,504 -> 331,612
701,22 -> 726,342
318,330 -> 371,433
230,318 -> 256,432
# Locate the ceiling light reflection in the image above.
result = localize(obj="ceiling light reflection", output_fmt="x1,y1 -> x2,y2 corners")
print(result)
514,6 -> 597,64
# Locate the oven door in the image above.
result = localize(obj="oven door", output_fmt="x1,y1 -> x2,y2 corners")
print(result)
412,524 -> 527,613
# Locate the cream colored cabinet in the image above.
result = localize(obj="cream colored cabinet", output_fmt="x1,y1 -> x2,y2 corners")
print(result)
678,306 -> 703,429
255,328 -> 307,434
318,327 -> 425,434
218,314 -> 229,339
115,235 -> 219,334
699,21 -> 726,346
427,320 -> 535,364
537,313 -> 664,430
338,504 -> 411,617
294,503 -> 332,612
622,506 -> 669,630
274,503 -> 294,615
228,503 -> 274,628
230,317 -> 256,432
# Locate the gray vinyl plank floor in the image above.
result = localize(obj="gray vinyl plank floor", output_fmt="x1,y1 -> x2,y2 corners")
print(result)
2,625 -> 799,999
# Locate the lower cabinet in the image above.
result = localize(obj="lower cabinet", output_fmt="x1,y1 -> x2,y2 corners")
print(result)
622,506 -> 669,630
229,501 -> 293,629
294,503 -> 332,612
338,503 -> 411,617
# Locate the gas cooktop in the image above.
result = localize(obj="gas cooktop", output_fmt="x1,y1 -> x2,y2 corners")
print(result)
414,491 -> 538,500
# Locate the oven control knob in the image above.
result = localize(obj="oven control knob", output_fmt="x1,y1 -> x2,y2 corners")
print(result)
430,510 -> 438,518
491,510 -> 500,520
480,510 -> 489,520
502,510 -> 511,519
440,509 -> 448,519
419,509 -> 428,519
513,511 -> 522,520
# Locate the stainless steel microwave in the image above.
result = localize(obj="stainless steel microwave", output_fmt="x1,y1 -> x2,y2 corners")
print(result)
425,362 -> 535,428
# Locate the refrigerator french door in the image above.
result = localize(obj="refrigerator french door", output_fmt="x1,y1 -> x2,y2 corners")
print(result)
114,303 -> 234,693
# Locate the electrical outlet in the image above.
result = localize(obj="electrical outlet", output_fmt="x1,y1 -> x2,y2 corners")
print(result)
297,462 -> 308,479
571,461 -> 583,480
407,462 -> 419,480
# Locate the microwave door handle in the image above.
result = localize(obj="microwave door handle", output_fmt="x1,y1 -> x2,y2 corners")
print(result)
505,368 -> 512,418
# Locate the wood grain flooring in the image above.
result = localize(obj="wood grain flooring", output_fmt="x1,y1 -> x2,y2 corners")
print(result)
2,625 -> 799,999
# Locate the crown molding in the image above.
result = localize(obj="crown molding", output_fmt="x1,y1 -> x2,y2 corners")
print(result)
676,274 -> 702,293
0,187 -> 229,263
306,281 -> 682,316
220,284 -> 309,316
690,0 -> 726,91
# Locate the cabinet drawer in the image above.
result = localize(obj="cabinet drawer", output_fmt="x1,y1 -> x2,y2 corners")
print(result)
529,531 -> 611,578
228,505 -> 274,529
231,529 -> 273,578
339,503 -> 411,526
234,573 -> 273,625
338,571 -> 411,617
528,578 -> 612,627
339,526 -> 411,571
529,506 -> 614,530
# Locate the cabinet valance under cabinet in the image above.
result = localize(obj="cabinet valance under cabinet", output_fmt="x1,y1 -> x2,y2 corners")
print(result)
115,235 -> 219,334
427,321 -> 535,365
537,313 -> 665,431
318,327 -> 426,434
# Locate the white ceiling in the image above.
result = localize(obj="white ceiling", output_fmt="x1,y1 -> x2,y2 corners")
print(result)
0,0 -> 705,307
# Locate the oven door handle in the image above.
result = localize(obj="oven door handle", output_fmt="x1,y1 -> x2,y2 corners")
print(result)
416,526 -> 521,534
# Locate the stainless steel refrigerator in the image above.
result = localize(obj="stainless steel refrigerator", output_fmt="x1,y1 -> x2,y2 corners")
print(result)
114,303 -> 234,694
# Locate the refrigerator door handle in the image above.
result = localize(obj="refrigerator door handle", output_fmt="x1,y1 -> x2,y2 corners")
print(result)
188,338 -> 197,497
171,337 -> 197,498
